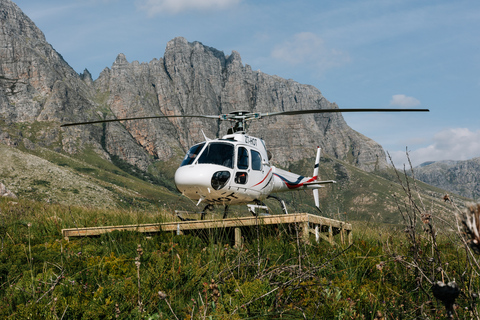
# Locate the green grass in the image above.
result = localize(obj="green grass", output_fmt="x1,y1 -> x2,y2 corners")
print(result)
1,197 -> 479,319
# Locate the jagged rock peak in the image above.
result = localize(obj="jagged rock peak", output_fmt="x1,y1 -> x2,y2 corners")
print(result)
226,50 -> 242,64
167,36 -> 189,48
114,53 -> 129,66
166,37 -> 227,63
1,0 -> 88,123
0,0 -> 46,42
80,69 -> 93,82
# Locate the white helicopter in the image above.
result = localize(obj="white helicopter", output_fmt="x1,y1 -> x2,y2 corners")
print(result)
62,107 -> 429,219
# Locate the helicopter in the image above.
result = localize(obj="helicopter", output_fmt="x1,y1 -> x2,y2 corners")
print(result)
61,107 -> 429,219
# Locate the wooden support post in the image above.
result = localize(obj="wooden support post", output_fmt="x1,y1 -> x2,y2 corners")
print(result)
176,224 -> 184,235
328,225 -> 333,245
302,221 -> 310,244
235,227 -> 242,248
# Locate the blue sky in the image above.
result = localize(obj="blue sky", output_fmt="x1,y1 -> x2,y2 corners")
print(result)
13,0 -> 480,167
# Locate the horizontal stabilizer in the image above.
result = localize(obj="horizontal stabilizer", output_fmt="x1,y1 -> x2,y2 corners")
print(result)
303,180 -> 336,187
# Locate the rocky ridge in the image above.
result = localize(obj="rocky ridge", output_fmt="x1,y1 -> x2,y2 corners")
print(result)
414,158 -> 480,200
1,0 -> 387,175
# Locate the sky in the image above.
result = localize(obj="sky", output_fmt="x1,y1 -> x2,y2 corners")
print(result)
12,0 -> 480,167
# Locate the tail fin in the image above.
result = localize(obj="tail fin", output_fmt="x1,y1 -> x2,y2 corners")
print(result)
313,147 -> 321,209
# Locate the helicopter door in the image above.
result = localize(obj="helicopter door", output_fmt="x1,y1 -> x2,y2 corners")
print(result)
235,146 -> 249,184
248,149 -> 267,188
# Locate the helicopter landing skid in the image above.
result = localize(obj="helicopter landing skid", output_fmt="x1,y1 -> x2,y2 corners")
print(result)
200,204 -> 214,220
176,204 -> 230,221
175,210 -> 199,221
247,201 -> 269,216
267,195 -> 288,214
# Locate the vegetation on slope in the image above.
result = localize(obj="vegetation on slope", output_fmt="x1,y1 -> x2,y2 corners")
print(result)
0,143 -> 195,211
1,184 -> 479,319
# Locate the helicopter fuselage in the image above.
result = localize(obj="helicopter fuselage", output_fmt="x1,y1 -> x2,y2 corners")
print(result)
174,133 -> 328,207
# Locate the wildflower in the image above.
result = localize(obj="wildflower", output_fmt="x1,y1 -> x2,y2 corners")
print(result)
374,311 -> 385,320
158,291 -> 167,300
376,261 -> 385,271
461,203 -> 480,254
115,303 -> 120,318
209,279 -> 220,302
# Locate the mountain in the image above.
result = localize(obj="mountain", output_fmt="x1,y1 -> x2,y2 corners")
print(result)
1,0 -> 386,172
414,158 -> 480,200
93,38 -> 388,172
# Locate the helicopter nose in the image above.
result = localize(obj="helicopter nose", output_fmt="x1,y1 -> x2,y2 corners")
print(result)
174,165 -> 232,198
174,165 -> 211,191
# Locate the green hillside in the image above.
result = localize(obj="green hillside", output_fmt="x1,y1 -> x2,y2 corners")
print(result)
0,196 -> 477,319
0,139 -> 466,224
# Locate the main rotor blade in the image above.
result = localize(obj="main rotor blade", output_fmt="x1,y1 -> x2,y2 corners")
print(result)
60,114 -> 220,127
61,107 -> 429,127
260,108 -> 429,117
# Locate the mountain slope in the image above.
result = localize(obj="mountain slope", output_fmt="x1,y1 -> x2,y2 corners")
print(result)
414,158 -> 480,200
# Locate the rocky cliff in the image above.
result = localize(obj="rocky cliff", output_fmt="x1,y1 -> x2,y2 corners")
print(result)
0,0 -> 105,156
1,0 -> 387,174
414,158 -> 480,200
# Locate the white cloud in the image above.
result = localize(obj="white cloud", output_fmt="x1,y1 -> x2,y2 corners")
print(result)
388,128 -> 480,167
137,0 -> 240,15
389,94 -> 421,108
271,32 -> 350,74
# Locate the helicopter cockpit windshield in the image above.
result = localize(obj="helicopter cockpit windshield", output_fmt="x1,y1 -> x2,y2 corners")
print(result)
180,142 -> 205,166
197,142 -> 234,169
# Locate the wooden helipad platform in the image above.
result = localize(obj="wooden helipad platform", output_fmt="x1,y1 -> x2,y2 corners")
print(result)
62,213 -> 352,246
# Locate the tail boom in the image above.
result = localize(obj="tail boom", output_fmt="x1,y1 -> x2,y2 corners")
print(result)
270,147 -> 336,209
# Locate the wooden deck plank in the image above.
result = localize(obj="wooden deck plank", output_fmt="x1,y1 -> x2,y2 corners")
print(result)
62,213 -> 352,244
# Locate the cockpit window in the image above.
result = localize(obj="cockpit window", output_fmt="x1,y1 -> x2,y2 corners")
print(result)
251,150 -> 262,171
180,143 -> 205,167
237,147 -> 249,170
197,142 -> 234,169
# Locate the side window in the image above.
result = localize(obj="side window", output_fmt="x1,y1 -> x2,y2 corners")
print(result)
251,150 -> 262,171
235,172 -> 248,184
237,147 -> 249,170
